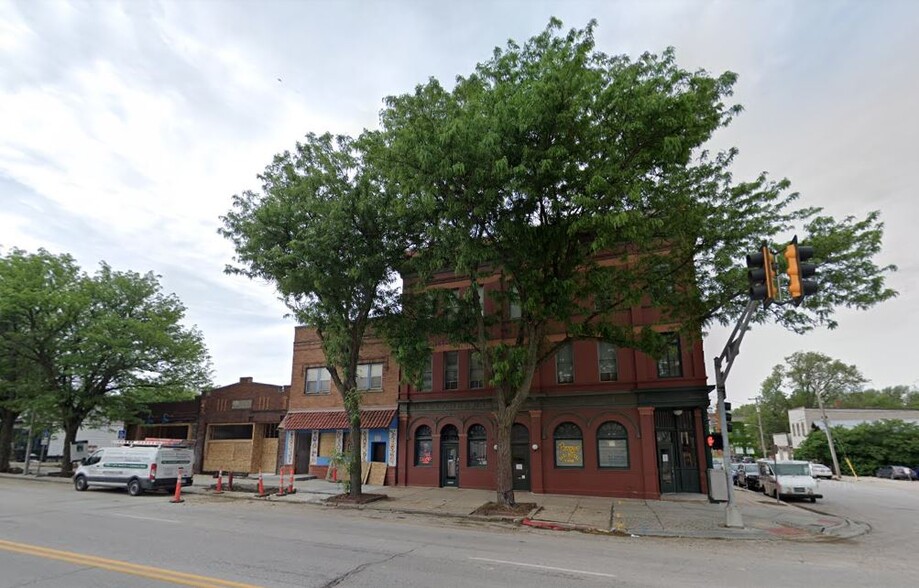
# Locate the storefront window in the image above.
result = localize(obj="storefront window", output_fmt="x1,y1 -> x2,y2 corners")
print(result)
553,422 -> 583,467
467,424 -> 487,467
597,421 -> 629,468
414,425 -> 433,466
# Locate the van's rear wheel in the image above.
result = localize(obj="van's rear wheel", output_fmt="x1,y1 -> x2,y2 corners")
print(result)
810,497 -> 817,503
127,479 -> 144,496
74,475 -> 88,492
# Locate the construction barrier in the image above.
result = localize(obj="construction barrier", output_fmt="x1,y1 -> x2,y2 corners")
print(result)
285,465 -> 296,494
170,468 -> 185,504
213,470 -> 224,494
254,470 -> 269,498
276,467 -> 287,497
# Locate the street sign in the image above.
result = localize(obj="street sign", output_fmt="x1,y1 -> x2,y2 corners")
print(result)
117,429 -> 126,440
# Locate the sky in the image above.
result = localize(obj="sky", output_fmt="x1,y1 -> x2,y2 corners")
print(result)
1,0 -> 916,407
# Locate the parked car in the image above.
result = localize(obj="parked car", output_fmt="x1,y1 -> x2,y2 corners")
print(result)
757,459 -> 822,502
737,463 -> 761,491
810,463 -> 833,479
875,465 -> 917,480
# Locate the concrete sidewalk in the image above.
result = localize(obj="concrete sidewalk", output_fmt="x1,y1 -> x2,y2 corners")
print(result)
1,468 -> 868,541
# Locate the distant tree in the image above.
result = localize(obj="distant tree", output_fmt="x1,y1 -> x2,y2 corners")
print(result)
727,421 -> 759,457
0,249 -> 211,475
376,19 -> 896,505
837,386 -> 912,409
796,420 -> 919,476
221,132 -> 415,499
783,352 -> 867,408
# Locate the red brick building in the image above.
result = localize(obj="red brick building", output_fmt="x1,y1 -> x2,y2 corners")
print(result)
396,270 -> 712,499
280,328 -> 398,485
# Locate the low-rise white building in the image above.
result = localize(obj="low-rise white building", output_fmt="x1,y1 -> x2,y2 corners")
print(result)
787,407 -> 919,448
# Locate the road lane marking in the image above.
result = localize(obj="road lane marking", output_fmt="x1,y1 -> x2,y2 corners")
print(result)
107,512 -> 181,523
470,557 -> 618,578
0,539 -> 261,587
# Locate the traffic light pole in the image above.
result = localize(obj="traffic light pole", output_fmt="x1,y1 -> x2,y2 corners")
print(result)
713,299 -> 759,529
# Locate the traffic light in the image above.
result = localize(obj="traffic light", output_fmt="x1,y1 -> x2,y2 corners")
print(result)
724,402 -> 733,433
746,243 -> 778,306
706,432 -> 724,451
784,236 -> 817,306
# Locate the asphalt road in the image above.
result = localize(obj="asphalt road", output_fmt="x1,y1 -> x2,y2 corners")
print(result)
0,477 -> 916,588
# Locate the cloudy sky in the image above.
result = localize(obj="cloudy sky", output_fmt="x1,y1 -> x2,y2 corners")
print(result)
1,0 -> 915,406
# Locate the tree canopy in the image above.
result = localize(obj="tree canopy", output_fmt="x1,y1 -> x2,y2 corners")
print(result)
0,248 -> 211,473
796,420 -> 919,476
373,19 -> 897,503
221,132 -> 416,497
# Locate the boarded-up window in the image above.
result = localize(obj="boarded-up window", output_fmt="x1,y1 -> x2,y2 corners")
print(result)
318,432 -> 336,458
210,424 -> 253,440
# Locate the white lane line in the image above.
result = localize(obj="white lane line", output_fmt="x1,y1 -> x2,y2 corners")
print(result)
470,557 -> 617,579
107,513 -> 180,524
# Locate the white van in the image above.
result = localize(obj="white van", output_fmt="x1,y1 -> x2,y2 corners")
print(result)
757,459 -> 822,502
73,440 -> 194,496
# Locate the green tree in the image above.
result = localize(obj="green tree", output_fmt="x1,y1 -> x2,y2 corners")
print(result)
376,20 -> 895,505
0,249 -> 211,475
221,132 -> 414,498
784,351 -> 867,408
796,420 -> 919,476
837,386 -> 912,409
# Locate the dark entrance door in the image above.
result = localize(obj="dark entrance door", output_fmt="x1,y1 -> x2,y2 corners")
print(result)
654,410 -> 701,493
511,423 -> 530,491
371,442 -> 386,463
294,430 -> 311,475
440,425 -> 459,487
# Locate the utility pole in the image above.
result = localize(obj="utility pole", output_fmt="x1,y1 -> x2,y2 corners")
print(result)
754,399 -> 768,458
712,299 -> 759,529
815,391 -> 842,479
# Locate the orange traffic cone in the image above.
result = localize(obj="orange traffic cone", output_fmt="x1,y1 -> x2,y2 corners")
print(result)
275,468 -> 287,497
170,468 -> 185,503
213,470 -> 224,494
254,470 -> 269,498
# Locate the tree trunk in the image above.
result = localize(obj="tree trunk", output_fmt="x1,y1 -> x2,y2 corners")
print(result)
60,419 -> 80,477
349,417 -> 362,498
494,407 -> 515,506
0,409 -> 18,472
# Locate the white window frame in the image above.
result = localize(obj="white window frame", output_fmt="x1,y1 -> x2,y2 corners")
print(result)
356,362 -> 383,390
305,367 -> 331,394
555,342 -> 574,384
598,341 -> 618,382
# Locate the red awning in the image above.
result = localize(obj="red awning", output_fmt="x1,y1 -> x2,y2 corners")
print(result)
280,409 -> 396,431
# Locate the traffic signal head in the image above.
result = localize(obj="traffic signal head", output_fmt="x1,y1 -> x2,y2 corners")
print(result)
706,432 -> 724,451
746,244 -> 778,305
784,236 -> 818,306
724,401 -> 733,433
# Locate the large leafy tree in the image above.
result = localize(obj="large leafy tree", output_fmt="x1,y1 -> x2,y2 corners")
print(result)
376,20 -> 896,505
0,248 -> 212,475
221,132 -> 414,498
783,351 -> 867,408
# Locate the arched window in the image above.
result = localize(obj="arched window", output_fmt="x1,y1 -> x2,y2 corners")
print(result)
467,424 -> 487,467
597,421 -> 629,469
553,422 -> 583,468
414,425 -> 432,466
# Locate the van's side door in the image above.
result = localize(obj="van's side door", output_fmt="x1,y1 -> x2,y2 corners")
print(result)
83,450 -> 104,482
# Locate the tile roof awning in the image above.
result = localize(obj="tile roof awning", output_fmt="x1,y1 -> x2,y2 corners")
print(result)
280,409 -> 396,431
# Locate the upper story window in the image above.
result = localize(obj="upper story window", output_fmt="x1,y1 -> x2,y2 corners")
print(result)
598,342 -> 618,381
356,362 -> 383,390
420,355 -> 432,391
509,286 -> 521,320
555,342 -> 574,384
305,367 -> 331,394
443,351 -> 459,390
469,352 -> 484,389
656,334 -> 683,379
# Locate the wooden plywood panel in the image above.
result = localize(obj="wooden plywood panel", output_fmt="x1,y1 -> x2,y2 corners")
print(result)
368,462 -> 387,486
203,441 -> 252,472
361,461 -> 371,484
259,438 -> 278,474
